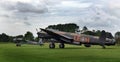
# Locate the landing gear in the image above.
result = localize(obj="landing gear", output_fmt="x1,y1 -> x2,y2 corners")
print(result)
101,44 -> 106,49
59,43 -> 65,48
49,42 -> 65,49
49,42 -> 55,49
38,38 -> 44,46
99,42 -> 106,49
16,43 -> 21,47
84,44 -> 91,47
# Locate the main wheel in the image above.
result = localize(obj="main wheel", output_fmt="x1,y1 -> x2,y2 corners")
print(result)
16,43 -> 21,47
84,44 -> 91,47
49,43 -> 55,49
59,43 -> 65,48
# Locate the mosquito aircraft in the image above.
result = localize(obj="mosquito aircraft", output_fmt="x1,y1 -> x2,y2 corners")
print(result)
37,28 -> 116,49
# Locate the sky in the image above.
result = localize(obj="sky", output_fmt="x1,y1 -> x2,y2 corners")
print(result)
0,0 -> 120,36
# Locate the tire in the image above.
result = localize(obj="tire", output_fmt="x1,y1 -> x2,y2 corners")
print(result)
59,43 -> 65,48
107,45 -> 110,46
84,44 -> 91,47
16,43 -> 21,47
49,43 -> 55,49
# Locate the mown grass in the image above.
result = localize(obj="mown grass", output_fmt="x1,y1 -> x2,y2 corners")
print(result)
0,43 -> 119,62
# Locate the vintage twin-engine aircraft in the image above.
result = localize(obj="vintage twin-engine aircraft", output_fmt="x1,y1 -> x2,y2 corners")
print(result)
37,28 -> 116,49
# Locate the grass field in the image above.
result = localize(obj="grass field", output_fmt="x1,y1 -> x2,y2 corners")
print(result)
0,43 -> 120,62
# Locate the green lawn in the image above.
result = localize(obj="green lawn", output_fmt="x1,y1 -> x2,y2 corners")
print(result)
0,43 -> 120,62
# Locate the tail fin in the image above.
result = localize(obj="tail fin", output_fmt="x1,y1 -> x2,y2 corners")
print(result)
99,30 -> 106,49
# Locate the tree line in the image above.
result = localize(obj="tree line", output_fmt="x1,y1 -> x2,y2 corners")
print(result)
46,24 -> 113,38
0,23 -> 120,45
46,23 -> 79,33
0,31 -> 34,43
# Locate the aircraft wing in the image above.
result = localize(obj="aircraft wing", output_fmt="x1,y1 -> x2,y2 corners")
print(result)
40,28 -> 73,42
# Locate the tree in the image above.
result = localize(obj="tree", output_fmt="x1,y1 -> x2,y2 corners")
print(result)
16,35 -> 24,38
46,23 -> 79,33
95,30 -> 101,36
106,32 -> 114,39
82,26 -> 88,31
81,26 -> 88,33
82,31 -> 96,36
0,33 -> 10,42
82,29 -> 113,39
34,37 -> 39,42
24,31 -> 34,41
115,32 -> 120,45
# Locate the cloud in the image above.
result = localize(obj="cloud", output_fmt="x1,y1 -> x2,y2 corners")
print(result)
23,21 -> 31,26
0,0 -> 120,36
108,0 -> 120,9
61,1 -> 92,8
16,2 -> 48,14
1,1 -> 48,14
47,0 -> 92,16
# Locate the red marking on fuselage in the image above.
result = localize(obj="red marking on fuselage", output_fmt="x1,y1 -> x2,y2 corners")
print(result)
74,35 -> 80,42
85,37 -> 90,43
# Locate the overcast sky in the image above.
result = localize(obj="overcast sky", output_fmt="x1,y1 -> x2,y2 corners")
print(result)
0,0 -> 120,36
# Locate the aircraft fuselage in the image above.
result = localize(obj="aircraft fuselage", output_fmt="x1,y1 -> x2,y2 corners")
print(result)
37,28 -> 116,48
